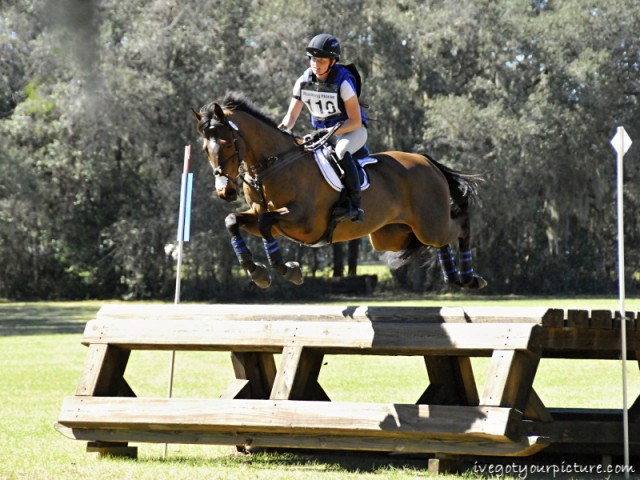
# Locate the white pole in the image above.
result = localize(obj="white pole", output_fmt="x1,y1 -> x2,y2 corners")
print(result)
164,145 -> 192,459
611,126 -> 630,478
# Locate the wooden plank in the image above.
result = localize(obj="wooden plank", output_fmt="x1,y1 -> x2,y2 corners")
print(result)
420,356 -> 478,406
539,328 -> 640,358
590,310 -> 614,329
480,349 -> 540,412
566,310 -> 589,328
75,344 -> 131,397
58,397 -> 521,441
54,423 -> 548,457
81,318 -> 539,355
270,346 -> 325,400
614,311 -> 635,330
541,309 -> 565,328
95,304 -> 558,325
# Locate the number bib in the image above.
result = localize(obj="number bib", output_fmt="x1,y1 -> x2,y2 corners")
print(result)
300,82 -> 340,119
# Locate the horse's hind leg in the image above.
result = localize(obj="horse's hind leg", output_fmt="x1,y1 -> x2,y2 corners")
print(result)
225,212 -> 272,288
456,238 -> 486,289
453,212 -> 487,289
258,212 -> 303,285
437,245 -> 460,285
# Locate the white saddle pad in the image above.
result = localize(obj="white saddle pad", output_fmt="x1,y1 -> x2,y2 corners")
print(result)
313,146 -> 377,192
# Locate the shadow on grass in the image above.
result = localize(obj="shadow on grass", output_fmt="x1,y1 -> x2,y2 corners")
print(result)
144,449 -> 432,475
144,449 -> 639,479
0,302 -> 101,337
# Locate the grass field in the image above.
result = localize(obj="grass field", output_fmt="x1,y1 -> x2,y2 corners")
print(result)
1,297 -> 639,479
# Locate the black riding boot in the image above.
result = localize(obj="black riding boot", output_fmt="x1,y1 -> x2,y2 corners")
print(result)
339,151 -> 364,223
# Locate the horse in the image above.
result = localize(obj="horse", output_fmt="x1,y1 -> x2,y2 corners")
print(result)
193,92 -> 487,290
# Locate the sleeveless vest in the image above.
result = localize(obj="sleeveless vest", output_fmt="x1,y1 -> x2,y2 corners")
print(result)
298,64 -> 368,129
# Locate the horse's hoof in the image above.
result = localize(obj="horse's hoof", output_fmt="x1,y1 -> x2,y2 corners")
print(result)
249,263 -> 272,289
283,261 -> 304,285
461,274 -> 487,290
443,275 -> 463,287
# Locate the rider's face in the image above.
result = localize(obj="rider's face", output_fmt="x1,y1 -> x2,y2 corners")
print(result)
309,56 -> 334,78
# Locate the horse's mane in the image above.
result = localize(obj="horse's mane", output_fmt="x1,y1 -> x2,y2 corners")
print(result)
218,91 -> 279,129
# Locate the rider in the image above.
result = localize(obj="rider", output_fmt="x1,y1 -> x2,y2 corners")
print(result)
279,33 -> 367,224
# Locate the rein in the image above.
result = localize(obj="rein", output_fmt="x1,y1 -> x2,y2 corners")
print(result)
211,120 -> 308,210
238,144 -> 308,210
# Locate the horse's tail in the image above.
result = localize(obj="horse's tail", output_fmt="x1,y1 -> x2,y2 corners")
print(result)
421,153 -> 484,208
381,235 -> 431,270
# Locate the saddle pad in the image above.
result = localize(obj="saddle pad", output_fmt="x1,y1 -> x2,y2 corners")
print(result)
313,146 -> 377,192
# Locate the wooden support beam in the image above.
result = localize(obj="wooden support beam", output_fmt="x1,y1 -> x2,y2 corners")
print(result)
420,356 -> 478,406
523,388 -> 553,422
230,352 -> 276,399
75,344 -> 132,397
480,349 -> 540,412
629,350 -> 640,423
86,441 -> 137,459
270,346 -> 327,400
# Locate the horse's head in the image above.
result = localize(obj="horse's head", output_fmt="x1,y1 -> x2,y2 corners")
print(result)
193,102 -> 245,202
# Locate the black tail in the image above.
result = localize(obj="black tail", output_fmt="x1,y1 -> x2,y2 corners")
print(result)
421,153 -> 484,207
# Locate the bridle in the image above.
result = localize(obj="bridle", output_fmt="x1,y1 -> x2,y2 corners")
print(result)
204,118 -> 245,180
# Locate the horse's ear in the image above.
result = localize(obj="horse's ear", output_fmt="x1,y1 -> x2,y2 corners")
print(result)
192,108 -> 202,121
213,103 -> 226,122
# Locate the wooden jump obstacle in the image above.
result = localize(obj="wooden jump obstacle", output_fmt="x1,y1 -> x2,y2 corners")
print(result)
55,304 -> 640,460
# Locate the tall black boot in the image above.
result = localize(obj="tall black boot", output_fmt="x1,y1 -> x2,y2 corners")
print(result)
340,151 -> 364,223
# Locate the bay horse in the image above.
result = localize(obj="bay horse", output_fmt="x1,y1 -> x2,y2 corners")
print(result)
194,92 -> 486,290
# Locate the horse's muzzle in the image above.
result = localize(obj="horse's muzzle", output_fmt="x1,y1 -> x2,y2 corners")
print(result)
215,175 -> 238,202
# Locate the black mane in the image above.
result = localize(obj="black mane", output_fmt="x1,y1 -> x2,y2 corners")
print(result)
219,91 -> 279,129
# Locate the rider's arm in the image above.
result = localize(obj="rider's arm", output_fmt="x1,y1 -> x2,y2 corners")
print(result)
279,97 -> 304,131
334,81 -> 362,135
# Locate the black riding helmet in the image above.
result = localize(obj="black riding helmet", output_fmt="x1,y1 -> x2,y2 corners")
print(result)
305,33 -> 341,59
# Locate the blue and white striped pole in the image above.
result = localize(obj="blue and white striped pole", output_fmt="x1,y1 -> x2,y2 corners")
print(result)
175,145 -> 194,302
165,145 -> 193,459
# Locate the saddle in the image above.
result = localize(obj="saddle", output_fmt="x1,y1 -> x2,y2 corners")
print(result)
312,145 -> 377,192
301,125 -> 377,191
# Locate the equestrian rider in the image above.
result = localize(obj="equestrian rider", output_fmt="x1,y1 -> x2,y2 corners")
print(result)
279,33 -> 367,224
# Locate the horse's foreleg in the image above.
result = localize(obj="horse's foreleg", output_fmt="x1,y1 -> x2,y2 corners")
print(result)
258,212 -> 303,285
225,212 -> 272,288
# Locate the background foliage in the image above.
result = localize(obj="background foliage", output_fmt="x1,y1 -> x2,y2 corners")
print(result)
1,0 -> 639,300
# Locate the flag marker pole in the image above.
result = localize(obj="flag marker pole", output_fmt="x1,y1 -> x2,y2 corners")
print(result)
610,127 -> 631,479
164,145 -> 193,459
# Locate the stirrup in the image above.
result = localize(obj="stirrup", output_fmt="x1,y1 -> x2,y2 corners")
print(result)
348,205 -> 364,224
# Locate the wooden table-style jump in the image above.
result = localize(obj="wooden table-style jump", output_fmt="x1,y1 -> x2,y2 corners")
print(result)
55,304 -> 640,460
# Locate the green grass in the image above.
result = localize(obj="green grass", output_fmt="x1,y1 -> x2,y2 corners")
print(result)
1,299 -> 639,479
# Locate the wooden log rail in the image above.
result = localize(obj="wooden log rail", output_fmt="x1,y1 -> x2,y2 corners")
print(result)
55,304 -> 640,459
